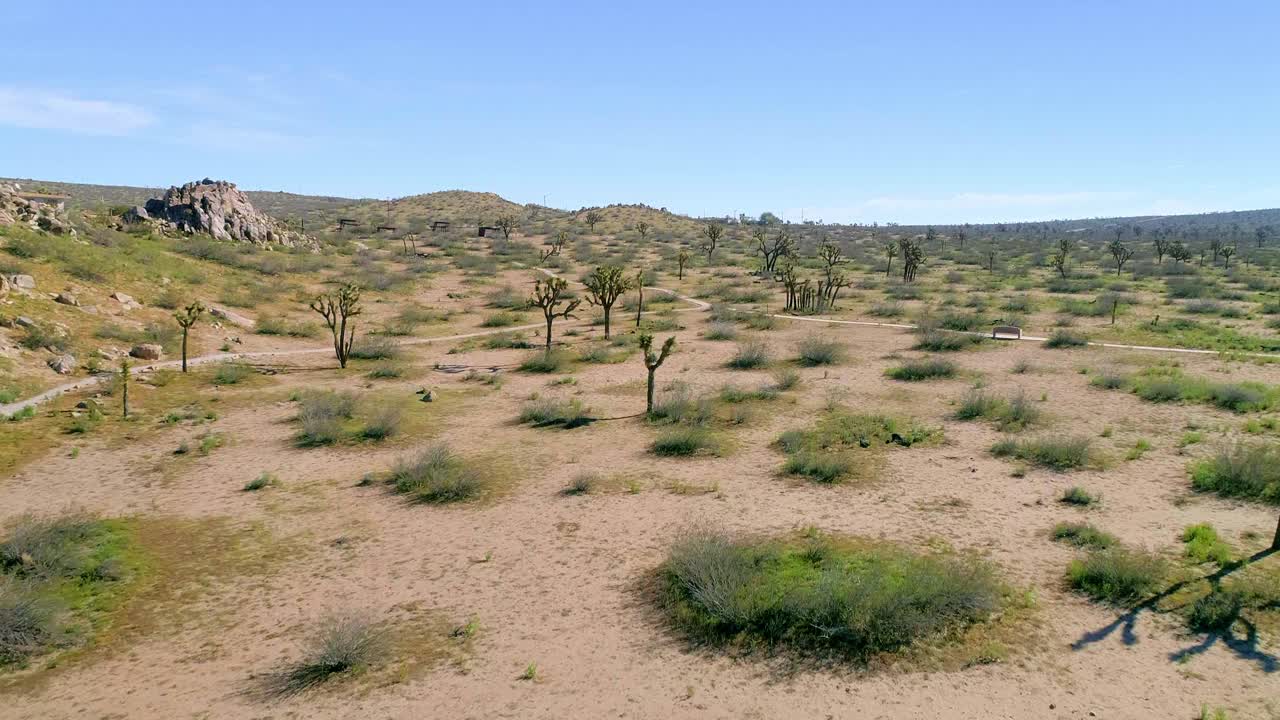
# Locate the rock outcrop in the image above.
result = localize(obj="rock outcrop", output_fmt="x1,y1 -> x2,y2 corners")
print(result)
129,179 -> 315,249
0,183 -> 74,235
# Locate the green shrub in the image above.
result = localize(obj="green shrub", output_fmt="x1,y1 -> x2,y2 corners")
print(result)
1187,590 -> 1242,633
255,315 -> 318,337
727,340 -> 771,369
518,398 -> 594,428
1090,372 -> 1128,390
265,613 -> 386,696
703,322 -> 738,341
390,445 -> 486,503
1067,548 -> 1167,605
993,437 -> 1093,470
1044,330 -> 1088,349
887,358 -> 956,381
651,427 -> 719,456
955,389 -> 1002,420
1051,522 -> 1117,549
367,363 -> 403,379
518,351 -> 569,373
662,529 -> 1002,657
770,368 -> 801,391
349,336 -> 401,360
359,404 -> 403,440
1190,443 -> 1280,503
783,450 -> 854,483
562,472 -> 597,496
648,383 -> 714,426
1060,486 -> 1098,506
914,330 -> 984,352
212,362 -> 253,385
1182,523 -> 1233,565
243,472 -> 277,492
796,336 -> 845,366
481,311 -> 522,328
484,332 -> 536,350
295,390 -> 355,446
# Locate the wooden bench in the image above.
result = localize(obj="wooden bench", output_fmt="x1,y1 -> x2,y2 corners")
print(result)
991,325 -> 1022,340
430,221 -> 451,231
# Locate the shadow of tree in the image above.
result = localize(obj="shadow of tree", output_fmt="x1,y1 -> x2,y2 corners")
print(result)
1071,545 -> 1278,672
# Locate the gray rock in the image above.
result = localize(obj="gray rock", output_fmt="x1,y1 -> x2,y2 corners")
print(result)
10,274 -> 35,290
15,315 -> 35,328
48,354 -> 76,374
129,343 -> 163,360
55,292 -> 80,306
110,291 -> 136,304
122,205 -> 150,224
135,179 -> 317,249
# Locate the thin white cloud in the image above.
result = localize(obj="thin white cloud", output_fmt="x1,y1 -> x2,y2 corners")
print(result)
0,87 -> 154,136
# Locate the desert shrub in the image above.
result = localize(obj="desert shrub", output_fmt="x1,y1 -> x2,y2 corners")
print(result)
1209,383 -> 1269,413
487,285 -> 527,309
661,528 -> 1002,657
703,322 -> 738,341
887,358 -> 956,381
295,390 -> 355,446
1190,443 -> 1280,503
19,323 -> 68,352
243,472 -> 277,492
1090,371 -> 1129,390
796,336 -> 845,366
1060,486 -> 1098,506
212,362 -> 253,385
993,436 -> 1093,470
518,397 -> 594,428
648,383 -> 713,425
743,313 -> 776,331
783,450 -> 854,483
1051,522 -> 1116,549
0,577 -> 58,667
1166,277 -> 1213,299
562,472 -> 598,496
1067,548 -> 1167,605
390,444 -> 486,503
349,336 -> 401,360
1044,330 -> 1088,349
481,311 -> 522,328
266,613 -> 386,696
518,351 -> 569,373
484,332 -> 536,350
955,389 -> 1002,420
359,404 -> 403,440
651,427 -> 719,456
770,368 -> 801,391
868,301 -> 904,317
727,340 -> 771,369
1182,524 -> 1232,565
1187,590 -> 1242,632
255,315 -> 318,337
367,363 -> 402,379
914,330 -> 985,352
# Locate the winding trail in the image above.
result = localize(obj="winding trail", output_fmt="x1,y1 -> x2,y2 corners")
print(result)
4,268 -> 1276,417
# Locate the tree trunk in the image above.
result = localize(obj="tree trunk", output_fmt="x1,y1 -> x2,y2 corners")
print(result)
1272,513 -> 1279,550
646,369 -> 656,413
603,307 -> 611,339
181,330 -> 189,372
545,316 -> 554,352
635,286 -> 643,328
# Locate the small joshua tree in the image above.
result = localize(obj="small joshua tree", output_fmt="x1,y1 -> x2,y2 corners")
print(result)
1220,244 -> 1235,269
676,250 -> 690,279
636,221 -> 650,240
174,300 -> 205,372
634,269 -> 645,328
1108,237 -> 1134,275
700,223 -> 723,261
310,284 -> 362,368
531,276 -> 581,352
1050,238 -> 1072,279
884,241 -> 898,277
540,230 -> 568,264
583,265 -> 633,338
638,333 -> 676,414
584,210 -> 602,233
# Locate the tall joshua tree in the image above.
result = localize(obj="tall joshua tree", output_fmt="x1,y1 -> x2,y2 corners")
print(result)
676,250 -> 690,279
310,284 -> 362,368
583,265 -> 632,339
884,241 -> 898,277
174,300 -> 205,372
636,221 -> 650,240
584,210 -> 603,233
700,223 -> 723,261
531,276 -> 581,352
633,269 -> 645,328
638,332 -> 676,414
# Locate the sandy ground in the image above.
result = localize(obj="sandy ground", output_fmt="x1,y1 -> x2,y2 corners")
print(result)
2,271 -> 1279,719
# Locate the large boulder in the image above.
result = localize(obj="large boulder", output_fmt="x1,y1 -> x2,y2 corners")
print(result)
130,343 -> 163,360
0,183 -> 74,236
10,274 -> 36,290
136,179 -> 316,249
48,354 -> 76,374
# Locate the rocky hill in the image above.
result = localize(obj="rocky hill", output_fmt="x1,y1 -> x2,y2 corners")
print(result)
124,179 -> 316,248
0,182 -> 74,235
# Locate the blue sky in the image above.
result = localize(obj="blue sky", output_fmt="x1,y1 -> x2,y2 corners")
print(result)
2,1 -> 1278,224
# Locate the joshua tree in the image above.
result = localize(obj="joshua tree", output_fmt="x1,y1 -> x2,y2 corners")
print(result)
636,221 -> 650,240
174,300 -> 205,373
987,245 -> 997,273
755,228 -> 794,276
884,241 -> 898,276
584,210 -> 602,233
120,358 -> 130,418
1108,237 -> 1134,275
1170,241 -> 1191,266
633,269 -> 645,328
1221,244 -> 1235,269
1050,238 -> 1072,278
638,332 -> 676,414
899,237 -> 925,282
955,229 -> 967,249
531,276 -> 580,352
539,231 -> 568,264
583,265 -> 632,338
310,284 -> 362,368
1153,232 -> 1170,264
700,223 -> 723,261
676,250 -> 690,279
1210,238 -> 1223,265
496,214 -> 518,240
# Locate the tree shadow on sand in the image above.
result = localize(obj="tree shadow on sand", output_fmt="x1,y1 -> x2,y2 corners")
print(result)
1071,545 -> 1278,672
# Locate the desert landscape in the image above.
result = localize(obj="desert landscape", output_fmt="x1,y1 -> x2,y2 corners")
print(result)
1,177 -> 1278,719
